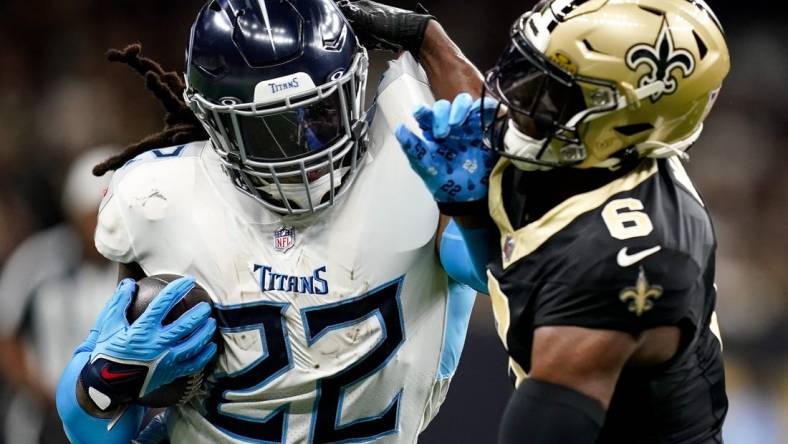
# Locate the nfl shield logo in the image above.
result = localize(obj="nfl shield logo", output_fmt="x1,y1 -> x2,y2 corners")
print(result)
273,226 -> 296,253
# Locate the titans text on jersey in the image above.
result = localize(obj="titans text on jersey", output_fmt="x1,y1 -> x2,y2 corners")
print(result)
486,157 -> 728,443
254,264 -> 329,295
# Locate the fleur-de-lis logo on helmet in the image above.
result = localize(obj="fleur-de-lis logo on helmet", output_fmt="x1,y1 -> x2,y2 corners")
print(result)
626,18 -> 696,102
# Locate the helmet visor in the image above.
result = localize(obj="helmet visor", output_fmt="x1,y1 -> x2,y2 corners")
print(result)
204,89 -> 346,163
487,37 -> 588,137
482,18 -> 621,167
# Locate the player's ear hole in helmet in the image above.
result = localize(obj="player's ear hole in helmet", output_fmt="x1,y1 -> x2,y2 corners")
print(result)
184,0 -> 370,215
480,0 -> 730,171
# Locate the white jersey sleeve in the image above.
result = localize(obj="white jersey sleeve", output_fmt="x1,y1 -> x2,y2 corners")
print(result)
94,143 -> 208,268
371,52 -> 434,153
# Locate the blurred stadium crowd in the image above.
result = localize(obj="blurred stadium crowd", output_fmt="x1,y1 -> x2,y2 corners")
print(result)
0,1 -> 785,443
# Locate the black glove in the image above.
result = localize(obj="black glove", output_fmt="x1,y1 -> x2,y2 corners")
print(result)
337,0 -> 434,55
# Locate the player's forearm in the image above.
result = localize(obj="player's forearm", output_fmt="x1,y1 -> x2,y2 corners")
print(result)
56,351 -> 145,444
419,21 -> 484,101
418,22 -> 492,228
439,219 -> 496,293
498,379 -> 604,444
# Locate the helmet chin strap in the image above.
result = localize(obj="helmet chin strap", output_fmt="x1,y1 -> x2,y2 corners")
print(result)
636,123 -> 702,161
593,124 -> 702,169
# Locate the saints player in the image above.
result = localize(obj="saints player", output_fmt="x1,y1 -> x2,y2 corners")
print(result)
391,0 -> 731,442
54,1 -> 487,443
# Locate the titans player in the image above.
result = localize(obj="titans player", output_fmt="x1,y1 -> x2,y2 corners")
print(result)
55,0 -> 489,443
389,0 -> 731,442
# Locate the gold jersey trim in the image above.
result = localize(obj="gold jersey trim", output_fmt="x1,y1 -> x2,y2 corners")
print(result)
509,358 -> 528,388
488,270 -> 529,387
488,158 -> 659,269
487,271 -> 511,350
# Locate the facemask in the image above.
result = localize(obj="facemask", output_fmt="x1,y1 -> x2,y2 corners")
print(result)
257,167 -> 347,211
503,119 -> 557,171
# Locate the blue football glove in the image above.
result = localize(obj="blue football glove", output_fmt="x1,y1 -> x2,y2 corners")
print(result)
79,277 -> 217,412
395,93 -> 499,205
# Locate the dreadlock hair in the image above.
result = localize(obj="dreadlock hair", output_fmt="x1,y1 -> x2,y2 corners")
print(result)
92,43 -> 209,176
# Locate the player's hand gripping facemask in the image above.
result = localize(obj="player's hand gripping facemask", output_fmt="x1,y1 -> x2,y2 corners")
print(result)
395,93 -> 499,215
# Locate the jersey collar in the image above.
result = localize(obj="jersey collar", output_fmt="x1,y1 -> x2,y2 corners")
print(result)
488,158 -> 659,269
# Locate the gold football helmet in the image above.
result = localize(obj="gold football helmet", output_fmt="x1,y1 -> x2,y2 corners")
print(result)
482,0 -> 730,169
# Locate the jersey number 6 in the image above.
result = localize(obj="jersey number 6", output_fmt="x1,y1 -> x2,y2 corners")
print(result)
602,198 -> 654,240
205,277 -> 405,443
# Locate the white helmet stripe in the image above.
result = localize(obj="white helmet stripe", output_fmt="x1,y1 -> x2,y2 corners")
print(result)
257,0 -> 277,54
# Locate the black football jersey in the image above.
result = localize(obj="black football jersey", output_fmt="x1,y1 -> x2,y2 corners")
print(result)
487,157 -> 727,444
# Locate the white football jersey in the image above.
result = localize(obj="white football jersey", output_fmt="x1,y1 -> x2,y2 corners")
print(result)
95,54 -> 471,443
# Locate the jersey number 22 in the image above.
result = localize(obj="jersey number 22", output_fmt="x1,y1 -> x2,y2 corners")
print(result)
205,277 -> 405,443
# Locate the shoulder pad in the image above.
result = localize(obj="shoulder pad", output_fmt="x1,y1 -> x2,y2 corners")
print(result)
106,142 -> 206,193
533,245 -> 702,332
580,244 -> 701,294
370,53 -> 434,156
549,202 -> 704,294
95,142 -> 208,264
377,52 -> 429,94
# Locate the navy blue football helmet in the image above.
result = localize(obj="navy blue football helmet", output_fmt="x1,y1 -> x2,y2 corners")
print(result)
185,0 -> 369,214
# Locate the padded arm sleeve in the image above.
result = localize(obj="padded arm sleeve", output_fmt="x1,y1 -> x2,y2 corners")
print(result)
498,379 -> 605,444
439,219 -> 497,294
56,351 -> 146,444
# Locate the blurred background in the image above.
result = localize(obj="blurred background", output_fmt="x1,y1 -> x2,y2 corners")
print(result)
0,0 -> 785,443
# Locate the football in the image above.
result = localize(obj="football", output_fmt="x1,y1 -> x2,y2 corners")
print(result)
127,274 -> 218,407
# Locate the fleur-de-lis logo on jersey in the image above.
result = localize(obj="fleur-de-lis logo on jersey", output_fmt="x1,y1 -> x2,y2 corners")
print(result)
619,267 -> 663,316
626,18 -> 696,102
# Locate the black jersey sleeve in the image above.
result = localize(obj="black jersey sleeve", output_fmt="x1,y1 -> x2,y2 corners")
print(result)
533,246 -> 703,333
